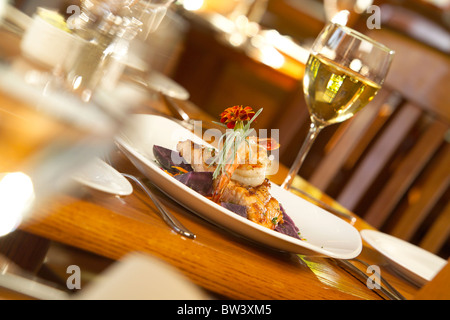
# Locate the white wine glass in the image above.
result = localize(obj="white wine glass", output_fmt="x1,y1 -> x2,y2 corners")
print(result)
281,23 -> 395,190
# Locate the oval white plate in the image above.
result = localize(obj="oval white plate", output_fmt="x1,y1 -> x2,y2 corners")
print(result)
361,229 -> 447,286
116,114 -> 362,258
72,158 -> 133,196
145,71 -> 190,100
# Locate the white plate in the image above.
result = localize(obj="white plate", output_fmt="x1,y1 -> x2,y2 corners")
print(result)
361,229 -> 447,286
145,71 -> 190,100
72,158 -> 133,196
116,114 -> 362,258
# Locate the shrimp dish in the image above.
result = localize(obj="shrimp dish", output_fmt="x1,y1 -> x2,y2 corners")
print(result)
176,138 -> 285,231
153,106 -> 302,240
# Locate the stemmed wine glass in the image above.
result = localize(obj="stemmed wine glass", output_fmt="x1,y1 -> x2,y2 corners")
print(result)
281,23 -> 394,190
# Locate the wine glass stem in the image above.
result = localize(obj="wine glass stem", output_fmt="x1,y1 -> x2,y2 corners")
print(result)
281,121 -> 323,190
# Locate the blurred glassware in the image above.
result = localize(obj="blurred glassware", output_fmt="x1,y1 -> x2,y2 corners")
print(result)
127,8 -> 188,76
0,64 -> 119,237
0,0 -> 173,237
20,8 -> 86,75
65,0 -> 174,102
323,0 -> 374,26
228,0 -> 268,23
281,23 -> 394,190
225,0 -> 267,47
0,0 -> 6,20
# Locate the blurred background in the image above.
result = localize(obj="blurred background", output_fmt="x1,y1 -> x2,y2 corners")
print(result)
1,0 -> 449,292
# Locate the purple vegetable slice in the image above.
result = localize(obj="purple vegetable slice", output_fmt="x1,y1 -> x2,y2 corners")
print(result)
174,172 -> 213,196
155,143 -> 302,240
220,202 -> 247,218
275,204 -> 302,240
153,145 -> 193,174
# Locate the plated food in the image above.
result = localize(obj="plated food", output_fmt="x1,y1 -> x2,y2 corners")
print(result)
153,106 -> 302,240
116,113 -> 363,258
153,143 -> 302,241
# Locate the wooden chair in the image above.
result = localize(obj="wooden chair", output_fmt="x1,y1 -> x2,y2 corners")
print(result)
376,3 -> 450,55
306,28 -> 450,258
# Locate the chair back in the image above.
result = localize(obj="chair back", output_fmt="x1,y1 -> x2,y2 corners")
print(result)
308,28 -> 450,257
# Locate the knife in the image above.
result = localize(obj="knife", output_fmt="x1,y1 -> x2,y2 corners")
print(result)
159,92 -> 191,122
290,186 -> 356,223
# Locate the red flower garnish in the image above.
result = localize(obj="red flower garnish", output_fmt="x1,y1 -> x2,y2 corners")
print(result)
220,106 -> 256,129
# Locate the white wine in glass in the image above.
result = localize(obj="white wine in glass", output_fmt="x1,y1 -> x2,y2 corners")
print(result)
281,23 -> 394,190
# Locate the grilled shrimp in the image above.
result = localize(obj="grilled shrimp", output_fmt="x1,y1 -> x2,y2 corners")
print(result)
176,138 -> 283,229
177,138 -> 270,187
177,137 -> 273,200
176,140 -> 215,173
211,137 -> 269,202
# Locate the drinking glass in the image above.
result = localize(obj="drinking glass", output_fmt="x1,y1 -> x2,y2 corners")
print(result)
66,0 -> 174,102
323,0 -> 374,24
0,63 -> 119,237
0,0 -> 173,237
281,23 -> 394,190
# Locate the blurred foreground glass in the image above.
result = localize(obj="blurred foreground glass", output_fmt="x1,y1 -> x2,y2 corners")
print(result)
0,65 -> 119,237
66,0 -> 174,102
281,23 -> 394,190
0,0 -> 173,237
0,0 -> 5,18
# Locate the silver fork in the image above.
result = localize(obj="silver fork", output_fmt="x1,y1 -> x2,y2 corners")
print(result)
334,258 -> 407,300
103,151 -> 196,239
121,173 -> 196,239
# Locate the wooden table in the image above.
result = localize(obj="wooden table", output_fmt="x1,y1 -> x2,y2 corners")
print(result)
2,95 -> 422,300
18,143 -> 421,300
0,24 -> 425,301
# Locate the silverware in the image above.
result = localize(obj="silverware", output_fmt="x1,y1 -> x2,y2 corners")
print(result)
103,150 -> 196,239
334,258 -> 406,300
121,69 -> 191,122
121,173 -> 196,239
159,92 -> 191,122
290,186 -> 356,223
